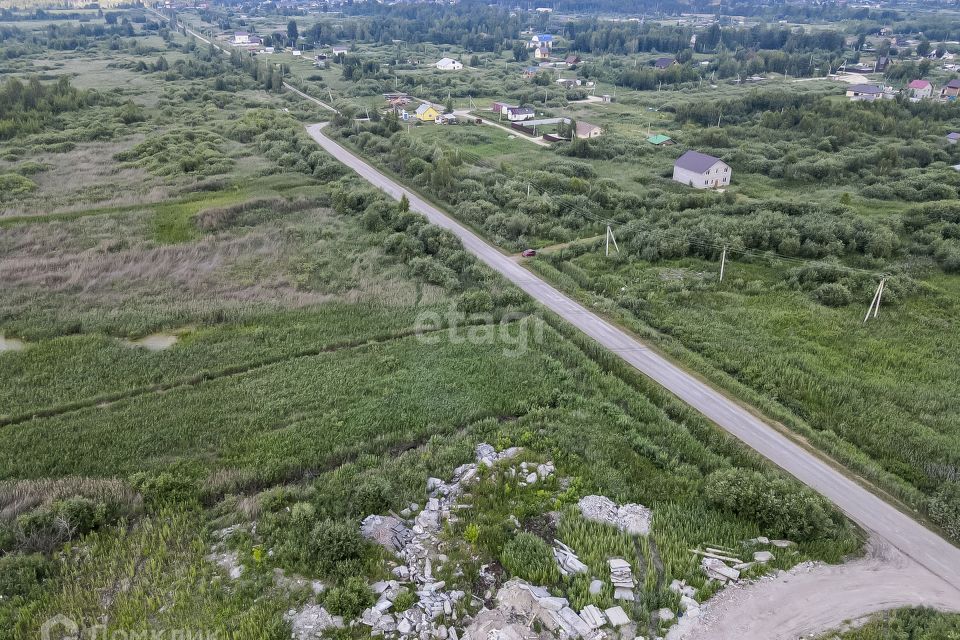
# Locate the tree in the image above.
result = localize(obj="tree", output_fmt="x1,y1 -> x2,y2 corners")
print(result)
917,38 -> 931,58
287,20 -> 299,47
469,54 -> 480,67
512,42 -> 529,62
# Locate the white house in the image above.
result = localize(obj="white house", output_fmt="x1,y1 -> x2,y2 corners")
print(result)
672,151 -> 731,189
436,57 -> 463,71
908,79 -> 933,99
233,32 -> 250,45
575,121 -> 603,138
528,34 -> 554,49
845,84 -> 884,101
506,106 -> 535,122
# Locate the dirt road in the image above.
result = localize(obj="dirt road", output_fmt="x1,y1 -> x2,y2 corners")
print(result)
668,540 -> 960,639
305,122 -> 960,636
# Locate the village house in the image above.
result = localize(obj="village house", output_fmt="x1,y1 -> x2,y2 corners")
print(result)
846,84 -> 884,101
908,79 -> 933,100
942,79 -> 960,99
653,57 -> 676,70
522,66 -> 540,78
947,132 -> 960,144
673,150 -> 731,189
575,121 -> 603,138
534,46 -> 551,61
232,31 -> 250,45
506,106 -> 535,122
565,54 -> 581,67
436,57 -> 463,71
415,103 -> 440,122
528,34 -> 554,49
874,56 -> 890,72
331,46 -> 348,58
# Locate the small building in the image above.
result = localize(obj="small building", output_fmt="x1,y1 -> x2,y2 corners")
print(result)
575,121 -> 603,138
436,113 -> 458,125
492,102 -> 513,115
601,94 -> 614,103
647,134 -> 673,145
534,46 -> 551,61
846,84 -> 884,101
565,54 -> 581,66
331,46 -> 348,58
942,79 -> 960,99
528,34 -> 554,49
653,57 -> 676,70
556,78 -> 581,89
506,106 -> 535,122
673,151 -> 731,189
436,57 -> 463,71
874,56 -> 890,72
947,132 -> 960,144
233,31 -> 250,45
908,79 -> 932,99
522,66 -> 540,78
415,103 -> 440,122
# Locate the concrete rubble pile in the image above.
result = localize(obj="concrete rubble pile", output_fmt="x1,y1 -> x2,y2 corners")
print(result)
553,540 -> 589,576
608,558 -> 635,601
285,605 -> 343,640
358,442 -> 534,640
577,495 -> 652,536
465,578 -> 631,640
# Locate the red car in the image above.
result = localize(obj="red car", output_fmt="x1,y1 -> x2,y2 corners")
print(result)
521,249 -> 537,257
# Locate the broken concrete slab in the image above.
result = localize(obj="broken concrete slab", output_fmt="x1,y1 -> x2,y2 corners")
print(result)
579,495 -> 652,536
604,606 -> 630,627
753,551 -> 775,563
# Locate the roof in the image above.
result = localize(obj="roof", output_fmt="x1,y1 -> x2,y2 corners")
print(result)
437,57 -> 458,65
534,34 -> 554,41
523,66 -> 539,73
947,79 -> 960,89
908,79 -> 931,89
507,106 -> 535,115
415,103 -> 436,115
674,150 -> 725,173
848,84 -> 883,94
948,132 -> 960,140
654,57 -> 675,68
575,121 -> 601,136
565,55 -> 580,63
647,134 -> 672,145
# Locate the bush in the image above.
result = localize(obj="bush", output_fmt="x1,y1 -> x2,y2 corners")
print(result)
812,282 -> 852,307
0,173 -> 37,200
0,553 -> 54,598
130,472 -> 199,509
703,468 -> 841,541
929,482 -> 960,542
308,519 -> 367,577
323,576 -> 374,618
500,532 -> 561,584
13,497 -> 111,553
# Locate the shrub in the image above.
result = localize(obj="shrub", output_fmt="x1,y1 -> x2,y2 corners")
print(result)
812,282 -> 852,307
500,532 -> 561,584
0,553 -> 54,598
0,173 -> 36,200
323,576 -> 374,618
130,472 -> 199,509
929,482 -> 960,542
703,468 -> 841,541
308,519 -> 367,577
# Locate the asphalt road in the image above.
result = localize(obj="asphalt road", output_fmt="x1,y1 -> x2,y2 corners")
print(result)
305,123 -> 960,593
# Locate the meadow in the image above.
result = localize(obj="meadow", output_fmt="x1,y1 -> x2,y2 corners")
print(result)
0,10 -> 869,639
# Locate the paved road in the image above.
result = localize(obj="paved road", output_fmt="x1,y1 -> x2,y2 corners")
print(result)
305,123 -> 960,594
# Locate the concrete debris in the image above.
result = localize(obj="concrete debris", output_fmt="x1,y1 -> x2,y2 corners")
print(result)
206,550 -> 243,580
603,606 -> 630,627
579,604 -> 606,629
284,605 -> 343,640
748,536 -> 770,545
578,495 -> 652,536
609,557 -> 635,597
770,539 -> 795,548
553,540 -> 589,576
589,579 -> 604,595
657,607 -> 675,622
668,579 -> 697,599
361,515 -> 414,552
753,551 -> 774,563
701,557 -> 740,583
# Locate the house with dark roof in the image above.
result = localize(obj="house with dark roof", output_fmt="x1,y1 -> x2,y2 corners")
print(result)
653,57 -> 676,70
874,56 -> 890,72
672,151 -> 730,189
947,132 -> 960,144
565,54 -> 581,66
575,121 -> 603,138
534,46 -> 551,61
506,106 -> 535,122
942,79 -> 960,99
846,84 -> 884,101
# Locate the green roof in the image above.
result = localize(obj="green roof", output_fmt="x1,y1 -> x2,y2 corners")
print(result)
647,134 -> 672,145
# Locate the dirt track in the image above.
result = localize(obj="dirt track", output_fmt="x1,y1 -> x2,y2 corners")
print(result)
667,539 -> 960,640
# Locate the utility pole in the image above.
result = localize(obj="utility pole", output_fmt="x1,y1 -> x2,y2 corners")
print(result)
605,226 -> 620,257
863,277 -> 887,323
719,246 -> 727,283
